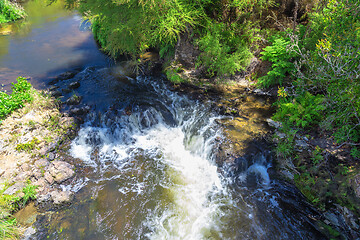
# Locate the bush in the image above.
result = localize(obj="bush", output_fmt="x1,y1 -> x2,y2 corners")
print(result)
196,22 -> 253,77
0,0 -> 26,24
258,36 -> 296,88
0,77 -> 33,122
274,91 -> 325,128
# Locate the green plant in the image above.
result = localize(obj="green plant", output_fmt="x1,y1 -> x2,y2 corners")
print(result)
0,77 -> 33,121
0,218 -> 20,239
196,22 -> 253,77
15,137 -> 40,153
258,36 -> 296,88
273,92 -> 325,128
165,67 -> 186,84
19,183 -> 37,208
0,0 -> 26,24
311,146 -> 323,165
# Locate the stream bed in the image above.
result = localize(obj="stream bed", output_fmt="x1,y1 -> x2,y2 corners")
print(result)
1,1 -> 328,239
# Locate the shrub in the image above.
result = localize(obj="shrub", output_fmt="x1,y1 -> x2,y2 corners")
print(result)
258,36 -> 296,88
0,77 -> 33,122
273,91 -> 325,128
196,22 -> 253,77
0,0 -> 26,24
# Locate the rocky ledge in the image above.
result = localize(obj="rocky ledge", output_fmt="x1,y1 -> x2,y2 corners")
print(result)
0,89 -> 79,208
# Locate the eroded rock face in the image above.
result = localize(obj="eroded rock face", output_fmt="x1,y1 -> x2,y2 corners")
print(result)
351,173 -> 360,199
48,161 -> 75,183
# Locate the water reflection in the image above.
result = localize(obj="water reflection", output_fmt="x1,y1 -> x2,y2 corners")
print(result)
0,0 -> 109,90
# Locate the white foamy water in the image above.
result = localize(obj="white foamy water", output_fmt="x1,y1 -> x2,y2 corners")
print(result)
67,76 -> 278,239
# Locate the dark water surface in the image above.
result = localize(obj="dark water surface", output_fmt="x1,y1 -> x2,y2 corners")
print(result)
1,1 -> 329,239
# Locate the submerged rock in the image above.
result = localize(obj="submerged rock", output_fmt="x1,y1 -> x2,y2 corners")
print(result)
65,95 -> 82,105
57,71 -> 77,81
68,81 -> 80,89
50,190 -> 72,204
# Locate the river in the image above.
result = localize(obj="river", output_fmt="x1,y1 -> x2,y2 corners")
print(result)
0,1 -> 327,239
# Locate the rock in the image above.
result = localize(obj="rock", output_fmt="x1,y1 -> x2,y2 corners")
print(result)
47,152 -> 57,161
48,85 -> 59,91
49,161 -> 75,183
62,88 -> 72,94
275,131 -> 286,139
324,212 -> 341,227
266,119 -> 282,129
23,227 -> 36,240
68,81 -> 80,89
48,77 -> 59,85
50,90 -> 62,98
295,139 -> 309,149
33,178 -> 48,191
3,182 -> 26,195
34,159 -> 50,168
253,89 -> 271,96
37,192 -> 51,202
21,163 -> 31,172
50,190 -> 72,204
350,173 -> 360,199
44,172 -> 54,185
335,204 -> 360,230
57,71 -> 76,81
70,106 -> 90,116
65,95 -> 82,105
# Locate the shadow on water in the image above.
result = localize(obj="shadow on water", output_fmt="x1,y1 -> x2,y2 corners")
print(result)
0,0 -> 110,90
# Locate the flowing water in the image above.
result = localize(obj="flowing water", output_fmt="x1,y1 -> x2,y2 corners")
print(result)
34,70 -> 325,240
1,1 -> 328,239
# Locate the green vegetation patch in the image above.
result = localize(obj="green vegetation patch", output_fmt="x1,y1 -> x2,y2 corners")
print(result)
0,182 -> 37,239
0,77 -> 33,123
0,0 -> 26,24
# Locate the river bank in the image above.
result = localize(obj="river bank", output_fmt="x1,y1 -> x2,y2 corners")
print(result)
0,83 -> 79,238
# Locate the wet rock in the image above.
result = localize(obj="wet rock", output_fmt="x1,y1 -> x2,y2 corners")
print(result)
62,88 -> 72,94
65,95 -> 82,105
14,202 -> 38,226
50,90 -> 62,98
70,106 -> 90,116
57,71 -> 76,81
266,119 -> 282,129
23,227 -> 36,240
3,182 -> 26,195
50,190 -> 72,204
68,81 -> 80,89
48,77 -> 59,85
48,161 -> 75,183
48,85 -> 58,91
